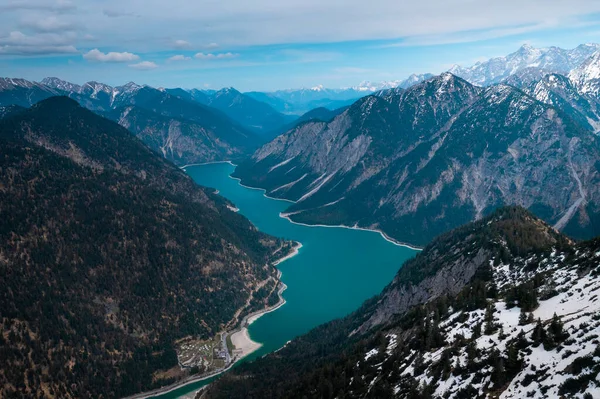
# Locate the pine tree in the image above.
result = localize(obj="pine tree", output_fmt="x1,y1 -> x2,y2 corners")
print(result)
490,349 -> 506,388
518,309 -> 528,325
531,318 -> 545,347
484,303 -> 496,335
472,322 -> 482,339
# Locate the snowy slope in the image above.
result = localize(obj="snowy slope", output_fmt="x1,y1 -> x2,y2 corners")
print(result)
357,242 -> 600,398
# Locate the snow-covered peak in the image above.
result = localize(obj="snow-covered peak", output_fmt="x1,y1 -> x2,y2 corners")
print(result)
117,81 -> 142,93
40,77 -> 81,93
449,43 -> 600,86
352,75 -> 433,93
310,84 -> 324,92
568,51 -> 600,95
0,77 -> 44,90
81,81 -> 115,99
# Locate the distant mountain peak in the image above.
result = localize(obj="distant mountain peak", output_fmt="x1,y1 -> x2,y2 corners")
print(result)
118,81 -> 142,91
448,43 -> 600,86
568,51 -> 600,96
40,77 -> 82,93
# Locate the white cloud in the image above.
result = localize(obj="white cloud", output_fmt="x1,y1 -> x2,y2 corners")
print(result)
129,61 -> 158,70
83,48 -> 140,62
40,0 -> 599,48
194,52 -> 239,60
0,44 -> 77,55
0,0 -> 76,13
172,40 -> 191,49
203,42 -> 219,49
0,30 -> 78,55
0,0 -> 77,13
168,54 -> 191,61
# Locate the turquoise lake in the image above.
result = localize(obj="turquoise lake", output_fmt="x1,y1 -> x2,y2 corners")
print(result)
152,162 -> 417,398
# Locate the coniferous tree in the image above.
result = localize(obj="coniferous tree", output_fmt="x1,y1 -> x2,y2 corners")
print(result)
490,349 -> 506,388
519,309 -> 528,326
531,318 -> 546,347
484,303 -> 496,335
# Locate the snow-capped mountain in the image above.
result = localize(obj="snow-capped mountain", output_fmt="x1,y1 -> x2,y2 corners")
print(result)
523,73 -> 600,133
233,73 -> 600,246
40,77 -> 82,93
0,77 -> 264,165
450,43 -> 600,86
41,77 -> 146,110
0,77 -> 61,107
569,51 -> 600,97
354,80 -> 403,92
353,74 -> 435,92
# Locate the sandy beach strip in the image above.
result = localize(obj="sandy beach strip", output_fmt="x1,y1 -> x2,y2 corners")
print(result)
180,160 -> 237,170
229,324 -> 262,359
227,173 -> 422,251
228,278 -> 288,360
279,212 -> 422,251
273,242 -> 302,265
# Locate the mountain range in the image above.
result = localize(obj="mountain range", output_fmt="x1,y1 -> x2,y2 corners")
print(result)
2,41 -> 600,399
232,66 -> 600,246
449,43 -> 600,86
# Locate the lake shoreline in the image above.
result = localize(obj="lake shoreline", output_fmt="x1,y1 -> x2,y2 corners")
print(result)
124,242 -> 300,399
228,174 -> 422,251
180,160 -> 237,170
280,213 -> 422,251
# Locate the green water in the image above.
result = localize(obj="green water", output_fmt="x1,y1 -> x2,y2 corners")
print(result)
152,162 -> 417,398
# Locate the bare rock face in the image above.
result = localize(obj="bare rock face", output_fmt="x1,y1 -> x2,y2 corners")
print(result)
355,206 -> 567,332
234,73 -> 600,246
113,106 -> 253,165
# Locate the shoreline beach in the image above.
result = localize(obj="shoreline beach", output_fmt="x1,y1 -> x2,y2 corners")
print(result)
227,273 -> 289,361
279,213 -> 422,251
180,160 -> 237,170
224,170 -> 422,251
125,242 -> 298,399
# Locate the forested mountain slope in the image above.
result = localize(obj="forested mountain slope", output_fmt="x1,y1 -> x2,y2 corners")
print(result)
0,97 -> 286,398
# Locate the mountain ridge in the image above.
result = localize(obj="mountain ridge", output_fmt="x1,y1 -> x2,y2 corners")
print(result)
232,72 -> 600,246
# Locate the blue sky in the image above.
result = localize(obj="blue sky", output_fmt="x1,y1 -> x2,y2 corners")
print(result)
1,0 -> 600,91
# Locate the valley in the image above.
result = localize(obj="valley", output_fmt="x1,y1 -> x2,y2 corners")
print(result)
144,162 -> 416,398
2,39 -> 600,399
